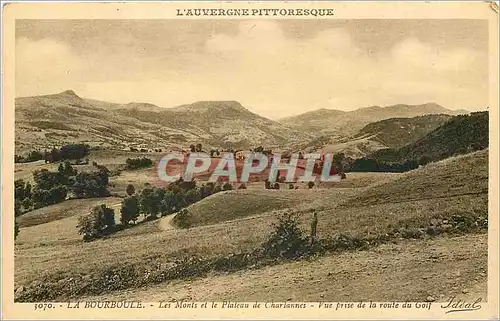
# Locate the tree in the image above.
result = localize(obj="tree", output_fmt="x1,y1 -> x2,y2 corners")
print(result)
33,169 -> 67,190
184,188 -> 201,204
32,185 -> 67,208
59,144 -> 89,161
138,187 -> 164,219
222,182 -> 233,191
77,204 -> 115,240
126,184 -> 135,196
58,161 -> 77,177
195,143 -> 203,152
289,183 -> 295,189
44,148 -> 61,163
72,171 -> 110,198
14,179 -> 32,201
273,182 -> 280,189
120,196 -> 139,225
307,181 -> 315,189
189,144 -> 196,152
262,212 -> 308,259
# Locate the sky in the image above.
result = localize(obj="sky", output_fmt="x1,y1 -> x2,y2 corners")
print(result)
16,19 -> 489,119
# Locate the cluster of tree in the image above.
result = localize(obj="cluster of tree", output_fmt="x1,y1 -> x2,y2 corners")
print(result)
43,144 -> 90,163
72,171 -> 110,198
264,180 -> 281,190
14,179 -> 33,215
119,179 -> 230,227
209,149 -> 222,157
125,157 -> 153,170
77,204 -> 115,241
15,161 -> 110,213
189,143 -> 203,153
14,150 -> 44,163
252,146 -> 273,156
25,161 -> 76,209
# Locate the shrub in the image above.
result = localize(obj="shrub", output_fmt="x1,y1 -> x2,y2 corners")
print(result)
307,181 -> 315,189
126,184 -> 135,196
26,150 -> 44,162
120,196 -> 139,225
125,157 -> 153,170
289,183 -> 295,189
77,204 -> 115,241
261,212 -> 309,259
273,183 -> 280,189
222,182 -> 233,191
173,208 -> 192,229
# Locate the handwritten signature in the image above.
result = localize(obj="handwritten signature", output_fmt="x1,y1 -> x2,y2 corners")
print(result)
440,296 -> 482,314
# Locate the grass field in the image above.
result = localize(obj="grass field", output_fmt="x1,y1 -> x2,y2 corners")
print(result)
14,149 -> 489,301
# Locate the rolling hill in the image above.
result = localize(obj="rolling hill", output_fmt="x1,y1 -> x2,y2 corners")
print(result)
14,90 -> 310,154
286,114 -> 455,159
371,111 -> 489,164
354,114 -> 453,149
279,103 -> 469,136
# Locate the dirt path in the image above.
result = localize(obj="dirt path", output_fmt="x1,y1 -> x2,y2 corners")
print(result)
158,214 -> 176,231
83,233 -> 488,302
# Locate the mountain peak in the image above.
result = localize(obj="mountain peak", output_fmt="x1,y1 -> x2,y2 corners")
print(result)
59,89 -> 78,96
173,100 -> 250,114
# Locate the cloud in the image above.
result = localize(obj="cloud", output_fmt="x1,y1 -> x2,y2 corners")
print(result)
16,37 -> 85,96
15,21 -> 488,118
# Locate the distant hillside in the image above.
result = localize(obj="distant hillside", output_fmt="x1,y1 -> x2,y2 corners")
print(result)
115,100 -> 309,149
396,111 -> 489,162
359,111 -> 489,170
355,114 -> 453,149
15,91 -> 309,154
285,114 -> 455,159
280,103 -> 469,136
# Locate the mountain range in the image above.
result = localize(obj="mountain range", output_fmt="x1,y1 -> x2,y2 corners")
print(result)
279,103 -> 469,136
15,90 -> 472,155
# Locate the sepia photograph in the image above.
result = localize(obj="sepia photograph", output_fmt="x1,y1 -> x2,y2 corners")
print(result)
1,1 -> 498,320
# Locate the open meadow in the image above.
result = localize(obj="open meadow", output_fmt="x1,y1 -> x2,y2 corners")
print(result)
14,148 -> 488,302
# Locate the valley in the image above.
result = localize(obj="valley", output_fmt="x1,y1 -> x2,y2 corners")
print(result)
13,90 -> 489,304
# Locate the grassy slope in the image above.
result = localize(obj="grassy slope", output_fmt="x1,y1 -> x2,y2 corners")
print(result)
84,233 -> 487,302
372,112 -> 488,163
14,149 -> 488,300
355,114 -> 453,149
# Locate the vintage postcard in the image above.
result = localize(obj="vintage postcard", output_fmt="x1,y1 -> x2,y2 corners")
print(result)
1,1 -> 499,319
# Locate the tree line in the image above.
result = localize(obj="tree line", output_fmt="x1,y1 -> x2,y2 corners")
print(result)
77,178 -> 234,241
